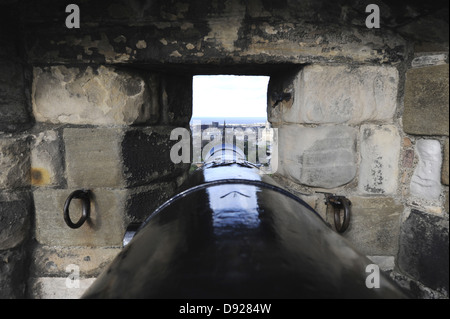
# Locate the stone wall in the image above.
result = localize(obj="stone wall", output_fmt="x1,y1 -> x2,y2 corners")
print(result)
0,0 -> 448,299
28,66 -> 191,298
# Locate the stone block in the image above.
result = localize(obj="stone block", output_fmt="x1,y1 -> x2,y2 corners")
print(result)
31,245 -> 121,278
32,65 -> 157,126
343,197 -> 402,256
403,64 -> 449,136
411,139 -> 442,200
125,183 -> 177,222
30,129 -> 65,187
122,127 -> 190,188
64,127 -> 124,188
398,209 -> 449,292
34,188 -> 127,246
270,65 -> 399,125
0,62 -> 31,132
278,124 -> 357,188
367,256 -> 395,272
443,138 -> 449,186
0,247 -> 28,298
30,277 -> 96,299
411,54 -> 448,68
0,135 -> 30,189
359,125 -> 400,195
33,182 -> 176,247
64,127 -> 189,188
0,191 -> 33,250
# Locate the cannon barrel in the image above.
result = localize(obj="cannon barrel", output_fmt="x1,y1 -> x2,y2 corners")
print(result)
82,144 -> 407,299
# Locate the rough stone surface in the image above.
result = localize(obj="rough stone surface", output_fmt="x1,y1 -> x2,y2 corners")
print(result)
342,197 -> 402,256
269,65 -> 399,125
411,54 -> 448,68
23,0 -> 408,66
411,139 -> 442,200
367,256 -> 395,272
278,125 -> 357,188
0,191 -> 32,250
444,190 -> 449,214
64,127 -> 124,188
0,135 -> 30,189
443,138 -> 449,185
122,127 -> 190,187
398,209 -> 449,293
359,125 -> 400,195
34,188 -> 127,246
125,183 -> 177,222
31,245 -> 121,278
64,127 -> 190,188
403,64 -> 449,136
32,65 -> 155,126
0,62 -> 31,132
30,277 -> 96,299
30,129 -> 65,187
0,246 -> 29,298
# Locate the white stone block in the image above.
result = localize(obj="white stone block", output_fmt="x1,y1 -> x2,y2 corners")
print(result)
410,139 -> 442,200
278,124 -> 357,188
358,125 -> 400,194
278,65 -> 398,125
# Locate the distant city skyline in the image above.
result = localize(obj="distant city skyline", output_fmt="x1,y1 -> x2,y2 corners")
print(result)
192,75 -> 269,118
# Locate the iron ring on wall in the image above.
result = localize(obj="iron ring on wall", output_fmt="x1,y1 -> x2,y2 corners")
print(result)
63,189 -> 91,229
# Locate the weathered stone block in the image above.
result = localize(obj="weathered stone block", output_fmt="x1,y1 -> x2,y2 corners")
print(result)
398,209 -> 449,292
411,54 -> 448,68
64,128 -> 124,188
125,183 -> 177,222
0,247 -> 29,298
270,65 -> 399,125
443,138 -> 449,186
342,197 -> 402,256
30,129 -> 65,187
31,245 -> 121,278
32,65 -> 156,126
122,127 -> 190,188
359,125 -> 400,195
278,125 -> 357,188
0,191 -> 32,250
411,139 -> 442,200
0,62 -> 31,132
30,277 -> 96,299
0,135 -> 30,189
34,188 -> 127,246
64,127 -> 189,188
33,182 -> 176,247
403,64 -> 449,136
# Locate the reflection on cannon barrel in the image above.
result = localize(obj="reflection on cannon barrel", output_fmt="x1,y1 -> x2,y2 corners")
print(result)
82,143 -> 408,299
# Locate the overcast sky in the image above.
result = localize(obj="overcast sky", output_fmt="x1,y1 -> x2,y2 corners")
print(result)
192,75 -> 270,118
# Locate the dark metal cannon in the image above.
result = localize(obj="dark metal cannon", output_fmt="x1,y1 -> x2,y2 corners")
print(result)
82,143 -> 407,299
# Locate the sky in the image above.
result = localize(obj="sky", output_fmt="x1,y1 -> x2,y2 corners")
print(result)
192,75 -> 270,118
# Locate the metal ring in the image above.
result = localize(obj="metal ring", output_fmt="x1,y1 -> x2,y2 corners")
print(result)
63,189 -> 91,229
333,197 -> 351,233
